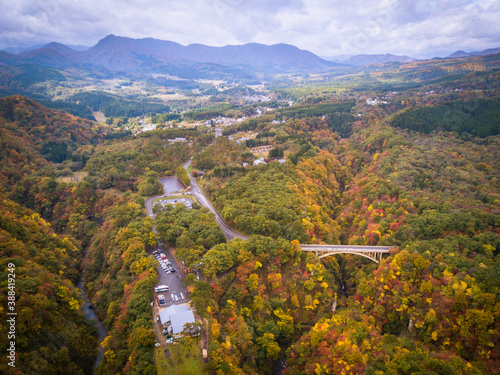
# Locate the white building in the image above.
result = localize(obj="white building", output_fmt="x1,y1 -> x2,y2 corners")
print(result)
167,137 -> 187,143
159,304 -> 196,335
253,159 -> 267,166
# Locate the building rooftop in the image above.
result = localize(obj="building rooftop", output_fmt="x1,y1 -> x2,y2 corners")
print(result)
159,304 -> 196,335
253,159 -> 267,166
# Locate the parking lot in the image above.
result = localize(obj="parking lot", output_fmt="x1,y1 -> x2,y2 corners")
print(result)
150,242 -> 188,305
149,241 -> 192,345
148,176 -> 193,345
153,197 -> 194,210
158,176 -> 186,195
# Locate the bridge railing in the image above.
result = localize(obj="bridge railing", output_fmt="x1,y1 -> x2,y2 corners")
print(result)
300,245 -> 393,263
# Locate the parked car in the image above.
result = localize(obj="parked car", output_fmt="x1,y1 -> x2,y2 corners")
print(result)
180,292 -> 184,300
158,295 -> 165,304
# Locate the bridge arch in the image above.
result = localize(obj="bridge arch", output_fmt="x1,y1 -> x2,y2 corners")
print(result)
300,245 -> 393,264
316,251 -> 383,263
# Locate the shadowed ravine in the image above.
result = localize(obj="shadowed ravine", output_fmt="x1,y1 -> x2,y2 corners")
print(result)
78,280 -> 108,374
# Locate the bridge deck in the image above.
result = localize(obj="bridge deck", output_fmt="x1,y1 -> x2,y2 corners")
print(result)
301,245 -> 392,263
176,162 -> 395,263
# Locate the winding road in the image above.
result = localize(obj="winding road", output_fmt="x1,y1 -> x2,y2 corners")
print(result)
183,160 -> 248,240
146,160 -> 392,262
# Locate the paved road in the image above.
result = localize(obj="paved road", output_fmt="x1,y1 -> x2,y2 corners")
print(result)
147,162 -> 392,264
300,244 -> 392,252
143,176 -> 191,308
301,244 -> 391,262
145,176 -> 189,217
159,176 -> 186,194
145,174 -> 199,346
145,194 -> 162,218
184,160 -> 248,240
148,243 -> 188,306
150,242 -> 190,346
181,160 -> 392,255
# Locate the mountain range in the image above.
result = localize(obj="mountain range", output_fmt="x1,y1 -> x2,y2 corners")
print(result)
323,48 -> 500,66
0,34 -> 342,74
446,47 -> 500,58
340,53 -> 416,66
2,43 -> 90,55
1,35 -> 499,77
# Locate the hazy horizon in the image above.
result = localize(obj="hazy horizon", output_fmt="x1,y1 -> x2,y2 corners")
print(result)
1,0 -> 499,60
2,32 -> 499,62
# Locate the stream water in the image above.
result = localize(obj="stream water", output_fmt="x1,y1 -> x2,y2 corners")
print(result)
78,280 -> 108,374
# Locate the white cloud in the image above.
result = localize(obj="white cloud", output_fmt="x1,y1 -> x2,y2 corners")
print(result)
0,0 -> 499,58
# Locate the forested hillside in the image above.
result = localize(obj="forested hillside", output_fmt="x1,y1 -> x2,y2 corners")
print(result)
156,208 -> 337,374
82,193 -> 158,374
0,96 -> 106,189
183,71 -> 500,373
390,98 -> 500,137
279,123 -> 500,373
156,204 -> 226,251
0,194 -> 98,374
0,96 -> 169,374
76,128 -> 210,192
1,51 -> 499,375
69,92 -> 172,118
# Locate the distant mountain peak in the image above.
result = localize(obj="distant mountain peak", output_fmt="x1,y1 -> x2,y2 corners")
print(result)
80,35 -> 342,73
91,34 -> 128,48
10,35 -> 500,75
341,53 -> 417,66
447,47 -> 500,59
42,42 -> 77,52
447,50 -> 470,58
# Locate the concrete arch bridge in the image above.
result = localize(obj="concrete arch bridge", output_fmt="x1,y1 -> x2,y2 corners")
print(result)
299,244 -> 393,263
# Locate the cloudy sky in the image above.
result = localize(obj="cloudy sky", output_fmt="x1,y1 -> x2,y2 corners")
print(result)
1,0 -> 499,59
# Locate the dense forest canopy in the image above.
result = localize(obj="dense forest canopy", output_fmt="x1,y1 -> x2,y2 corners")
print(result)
0,51 -> 499,375
0,95 -> 106,184
390,98 -> 500,137
0,194 -> 98,374
70,91 -> 172,118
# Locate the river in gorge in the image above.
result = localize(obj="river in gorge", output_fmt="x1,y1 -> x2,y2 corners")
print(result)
78,280 -> 108,374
